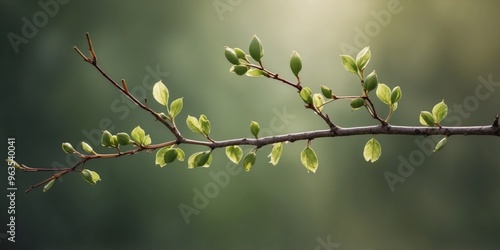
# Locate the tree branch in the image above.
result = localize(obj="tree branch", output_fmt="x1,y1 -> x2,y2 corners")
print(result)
14,33 -> 500,193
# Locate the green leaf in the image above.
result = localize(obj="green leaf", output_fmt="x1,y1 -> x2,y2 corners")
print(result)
101,130 -> 113,147
186,115 -> 202,134
290,51 -> 302,77
131,126 -> 146,145
156,146 -> 183,167
225,145 -> 243,164
313,93 -> 325,112
300,87 -> 313,104
110,135 -> 119,147
340,55 -> 358,74
249,35 -> 264,62
364,70 -> 378,92
320,85 -> 333,99
169,97 -> 183,119
61,142 -> 75,154
356,46 -> 371,71
245,68 -> 264,77
250,121 -> 260,138
143,135 -> 151,146
81,169 -> 101,185
43,179 -> 55,192
432,100 -> 448,124
268,142 -> 283,166
199,114 -> 211,136
390,86 -> 402,104
419,111 -> 436,126
175,148 -> 185,161
376,83 -> 391,105
434,137 -> 447,152
300,146 -> 318,173
152,81 -> 169,106
224,46 -> 240,65
163,148 -> 179,164
233,65 -> 249,76
243,151 -> 257,172
363,138 -> 382,163
188,151 -> 212,169
81,141 -> 96,155
155,146 -> 170,167
116,132 -> 131,146
350,98 -> 365,110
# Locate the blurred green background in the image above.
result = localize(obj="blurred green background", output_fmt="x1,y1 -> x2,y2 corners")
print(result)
2,0 -> 500,249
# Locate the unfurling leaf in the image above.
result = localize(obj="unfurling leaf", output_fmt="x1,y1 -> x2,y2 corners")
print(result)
434,137 -> 447,152
62,142 -> 75,154
419,111 -> 436,126
249,35 -> 264,62
250,121 -> 260,138
245,68 -> 265,77
268,142 -> 283,166
340,55 -> 358,74
364,70 -> 378,92
390,86 -> 402,104
376,83 -> 391,105
290,51 -> 302,77
43,179 -> 55,192
300,87 -> 313,104
186,115 -> 202,134
350,98 -> 365,110
188,151 -> 212,169
224,47 -> 240,65
432,100 -> 448,124
320,85 -> 333,99
243,151 -> 257,171
363,138 -> 382,163
300,146 -> 318,173
81,141 -> 96,155
225,145 -> 243,164
313,94 -> 325,112
356,46 -> 371,71
81,169 -> 101,185
169,98 -> 183,119
199,114 -> 211,136
152,81 -> 169,106
131,126 -> 146,145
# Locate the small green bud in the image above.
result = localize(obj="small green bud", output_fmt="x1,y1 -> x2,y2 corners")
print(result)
224,47 -> 240,65
320,85 -> 333,99
158,112 -> 169,120
116,132 -> 131,146
290,51 -> 302,77
81,141 -> 96,154
101,130 -> 113,147
364,70 -> 378,92
62,142 -> 76,154
43,179 -> 55,192
81,169 -> 101,185
249,35 -> 264,62
350,98 -> 365,110
300,87 -> 313,104
250,121 -> 260,138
